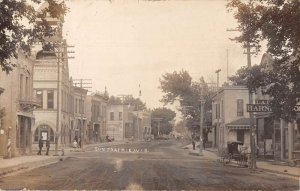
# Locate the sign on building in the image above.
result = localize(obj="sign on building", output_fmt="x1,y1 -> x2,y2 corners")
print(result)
248,99 -> 300,112
247,104 -> 272,112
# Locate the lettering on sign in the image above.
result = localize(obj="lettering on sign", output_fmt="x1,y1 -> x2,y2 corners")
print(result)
247,104 -> 272,112
255,100 -> 270,105
294,105 -> 300,112
248,103 -> 300,112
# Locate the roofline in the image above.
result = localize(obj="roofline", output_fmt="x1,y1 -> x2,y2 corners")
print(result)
212,85 -> 248,99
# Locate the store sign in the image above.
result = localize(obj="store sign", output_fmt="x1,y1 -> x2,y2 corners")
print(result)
247,104 -> 272,112
294,105 -> 300,112
247,103 -> 300,112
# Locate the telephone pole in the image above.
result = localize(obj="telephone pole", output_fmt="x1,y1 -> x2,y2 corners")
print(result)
44,42 -> 74,156
244,42 -> 256,169
215,69 -> 221,148
73,79 -> 92,149
227,23 -> 256,169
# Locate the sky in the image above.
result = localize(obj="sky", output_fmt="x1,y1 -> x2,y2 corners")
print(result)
63,0 -> 264,110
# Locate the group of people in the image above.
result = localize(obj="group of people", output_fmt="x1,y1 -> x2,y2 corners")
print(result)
37,137 -> 50,155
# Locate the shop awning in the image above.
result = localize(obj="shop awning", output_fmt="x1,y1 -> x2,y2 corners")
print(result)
226,117 -> 250,130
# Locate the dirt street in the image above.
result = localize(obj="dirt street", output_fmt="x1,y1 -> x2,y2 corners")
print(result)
0,140 -> 298,190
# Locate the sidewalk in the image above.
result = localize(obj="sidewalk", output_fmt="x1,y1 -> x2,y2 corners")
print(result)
203,146 -> 300,178
0,141 -> 126,177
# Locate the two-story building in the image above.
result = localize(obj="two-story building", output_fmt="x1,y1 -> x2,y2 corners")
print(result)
86,91 -> 108,143
212,85 -> 251,149
107,104 -> 135,141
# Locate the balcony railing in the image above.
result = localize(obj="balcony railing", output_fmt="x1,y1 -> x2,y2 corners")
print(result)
19,98 -> 41,112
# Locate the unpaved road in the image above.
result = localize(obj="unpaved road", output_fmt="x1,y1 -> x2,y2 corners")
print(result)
0,140 -> 298,190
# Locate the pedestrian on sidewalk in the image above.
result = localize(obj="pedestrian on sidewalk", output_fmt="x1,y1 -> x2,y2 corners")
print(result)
78,138 -> 81,148
45,137 -> 50,155
37,137 -> 43,155
192,139 -> 196,150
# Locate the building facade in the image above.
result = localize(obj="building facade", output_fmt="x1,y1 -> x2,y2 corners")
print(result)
0,50 -> 36,157
107,104 -> 134,141
212,85 -> 251,149
86,92 -> 108,143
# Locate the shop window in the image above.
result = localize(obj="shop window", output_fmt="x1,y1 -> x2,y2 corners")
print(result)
237,129 -> 244,143
34,125 -> 54,142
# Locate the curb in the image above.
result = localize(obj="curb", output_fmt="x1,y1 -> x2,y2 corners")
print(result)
0,156 -> 66,178
258,167 -> 300,179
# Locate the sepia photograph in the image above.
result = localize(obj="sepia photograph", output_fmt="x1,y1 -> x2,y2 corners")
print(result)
0,0 -> 299,190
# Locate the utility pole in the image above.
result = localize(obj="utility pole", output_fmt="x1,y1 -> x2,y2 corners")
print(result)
226,49 -> 229,82
244,41 -> 256,169
227,13 -> 256,168
73,79 -> 92,149
44,42 -> 74,156
215,69 -> 221,148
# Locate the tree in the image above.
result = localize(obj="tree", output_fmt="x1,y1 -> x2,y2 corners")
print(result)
227,0 -> 300,122
151,107 -> 176,136
0,0 -> 68,73
108,95 -> 147,111
159,70 -> 214,141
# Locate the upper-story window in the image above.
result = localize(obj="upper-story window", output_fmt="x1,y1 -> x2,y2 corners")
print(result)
36,90 -> 43,109
47,90 -> 54,109
237,99 -> 244,116
25,77 -> 29,100
19,74 -> 24,100
119,112 -> 123,120
110,112 -> 114,121
75,98 -> 78,113
216,103 -> 220,119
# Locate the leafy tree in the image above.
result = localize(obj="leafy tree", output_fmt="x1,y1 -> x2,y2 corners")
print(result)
0,0 -> 68,73
108,95 -> 147,111
123,96 -> 147,111
159,70 -> 214,142
108,96 -> 122,105
227,0 -> 300,122
151,107 -> 176,136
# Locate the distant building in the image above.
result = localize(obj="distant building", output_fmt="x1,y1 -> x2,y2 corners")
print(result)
0,50 -> 37,157
72,85 -> 88,144
107,104 -> 134,141
86,92 -> 108,143
132,110 -> 152,140
212,85 -> 251,149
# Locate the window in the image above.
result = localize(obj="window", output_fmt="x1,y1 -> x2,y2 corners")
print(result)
36,90 -> 43,109
19,74 -> 23,99
119,112 -> 123,120
34,124 -> 54,142
25,77 -> 29,100
75,98 -> 78,113
47,90 -> 54,109
237,130 -> 244,143
110,112 -> 114,121
216,103 -> 220,119
237,99 -> 244,116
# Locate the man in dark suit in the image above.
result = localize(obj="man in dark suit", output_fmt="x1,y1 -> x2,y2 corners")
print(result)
37,137 -> 43,155
45,137 -> 50,155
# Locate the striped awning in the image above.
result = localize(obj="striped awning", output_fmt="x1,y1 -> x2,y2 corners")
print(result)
226,117 -> 250,130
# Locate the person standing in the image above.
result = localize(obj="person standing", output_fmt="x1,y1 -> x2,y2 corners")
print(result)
37,137 -> 43,155
45,137 -> 50,155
